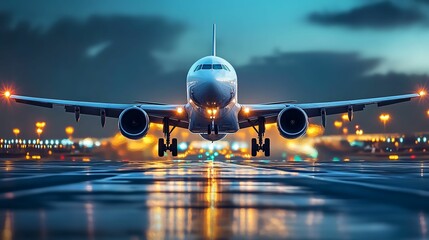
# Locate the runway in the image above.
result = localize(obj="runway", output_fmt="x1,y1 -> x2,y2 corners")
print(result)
1,158 -> 429,239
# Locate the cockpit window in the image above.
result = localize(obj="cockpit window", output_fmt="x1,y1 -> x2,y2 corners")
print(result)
213,64 -> 222,69
194,63 -> 231,72
194,65 -> 201,72
202,64 -> 212,69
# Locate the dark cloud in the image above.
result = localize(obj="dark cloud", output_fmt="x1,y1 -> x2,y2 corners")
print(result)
0,12 -> 188,138
237,52 -> 428,134
308,1 -> 426,29
416,0 -> 429,4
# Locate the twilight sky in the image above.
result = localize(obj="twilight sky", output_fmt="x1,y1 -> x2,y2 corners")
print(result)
0,0 -> 428,138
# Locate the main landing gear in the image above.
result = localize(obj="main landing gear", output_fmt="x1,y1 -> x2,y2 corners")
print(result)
158,117 -> 178,157
250,117 -> 270,157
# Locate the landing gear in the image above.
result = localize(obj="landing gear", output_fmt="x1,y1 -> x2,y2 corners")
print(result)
250,117 -> 270,157
158,117 -> 178,157
207,121 -> 219,135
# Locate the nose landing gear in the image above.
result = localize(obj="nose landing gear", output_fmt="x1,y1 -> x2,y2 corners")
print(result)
250,117 -> 270,157
207,120 -> 219,135
158,117 -> 178,157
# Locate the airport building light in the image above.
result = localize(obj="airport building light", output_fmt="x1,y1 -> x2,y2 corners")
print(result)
13,128 -> 20,138
65,126 -> 74,138
379,114 -> 390,130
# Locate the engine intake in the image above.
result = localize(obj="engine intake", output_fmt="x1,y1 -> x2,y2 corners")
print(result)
277,106 -> 308,139
118,107 -> 150,140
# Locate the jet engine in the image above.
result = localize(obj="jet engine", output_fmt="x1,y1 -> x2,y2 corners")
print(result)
118,107 -> 150,140
277,106 -> 308,139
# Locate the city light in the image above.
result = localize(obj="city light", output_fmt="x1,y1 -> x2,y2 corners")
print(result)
65,126 -> 74,138
341,114 -> 349,121
334,121 -> 343,128
306,124 -> 324,137
12,128 -> 20,138
36,128 -> 43,138
36,122 -> 46,128
379,114 -> 391,130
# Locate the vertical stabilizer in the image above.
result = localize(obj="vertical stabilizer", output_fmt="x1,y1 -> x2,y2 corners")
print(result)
212,24 -> 216,56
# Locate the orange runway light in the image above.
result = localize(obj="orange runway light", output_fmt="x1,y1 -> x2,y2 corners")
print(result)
379,114 -> 390,122
334,121 -> 343,128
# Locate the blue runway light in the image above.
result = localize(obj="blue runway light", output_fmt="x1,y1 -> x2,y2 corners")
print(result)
178,142 -> 188,150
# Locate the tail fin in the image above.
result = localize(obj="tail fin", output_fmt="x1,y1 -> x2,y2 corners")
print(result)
212,24 -> 216,56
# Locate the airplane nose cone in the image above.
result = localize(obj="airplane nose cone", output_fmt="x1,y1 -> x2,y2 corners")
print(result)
191,80 -> 233,108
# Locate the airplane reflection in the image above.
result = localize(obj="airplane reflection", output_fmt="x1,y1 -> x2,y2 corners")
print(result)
2,211 -> 12,240
143,161 -> 300,239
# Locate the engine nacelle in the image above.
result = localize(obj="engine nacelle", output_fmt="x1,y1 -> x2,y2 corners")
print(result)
118,107 -> 150,140
277,106 -> 308,139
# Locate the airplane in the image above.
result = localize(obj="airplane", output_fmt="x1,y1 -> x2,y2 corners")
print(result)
3,24 -> 423,157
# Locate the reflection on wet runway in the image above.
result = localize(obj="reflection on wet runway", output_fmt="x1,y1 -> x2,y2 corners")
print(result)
1,159 -> 429,239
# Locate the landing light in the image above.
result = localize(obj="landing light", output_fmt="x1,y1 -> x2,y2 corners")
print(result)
177,107 -> 184,114
244,107 -> 250,114
419,90 -> 427,96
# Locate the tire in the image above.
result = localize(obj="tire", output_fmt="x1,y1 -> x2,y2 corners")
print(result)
264,138 -> 270,157
207,125 -> 212,135
171,138 -> 178,157
158,138 -> 165,157
251,138 -> 258,157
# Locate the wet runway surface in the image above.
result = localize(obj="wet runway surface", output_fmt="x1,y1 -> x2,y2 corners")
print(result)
1,159 -> 429,239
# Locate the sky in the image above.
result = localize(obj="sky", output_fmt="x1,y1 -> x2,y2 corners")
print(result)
0,0 -> 429,138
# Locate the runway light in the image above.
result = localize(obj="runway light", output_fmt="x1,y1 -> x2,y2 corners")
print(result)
334,121 -> 343,128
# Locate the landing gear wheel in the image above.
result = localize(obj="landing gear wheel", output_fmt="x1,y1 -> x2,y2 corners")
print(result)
159,117 -> 180,157
171,138 -> 178,157
251,138 -> 258,157
249,117 -> 268,157
158,138 -> 166,157
263,138 -> 270,157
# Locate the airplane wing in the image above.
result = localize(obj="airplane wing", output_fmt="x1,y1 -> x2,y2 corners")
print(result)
238,93 -> 420,128
8,95 -> 189,128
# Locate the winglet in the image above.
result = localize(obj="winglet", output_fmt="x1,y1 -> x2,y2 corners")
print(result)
212,24 -> 216,56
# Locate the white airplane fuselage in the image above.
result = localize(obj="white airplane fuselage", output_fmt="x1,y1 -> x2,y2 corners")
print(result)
185,56 -> 240,141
